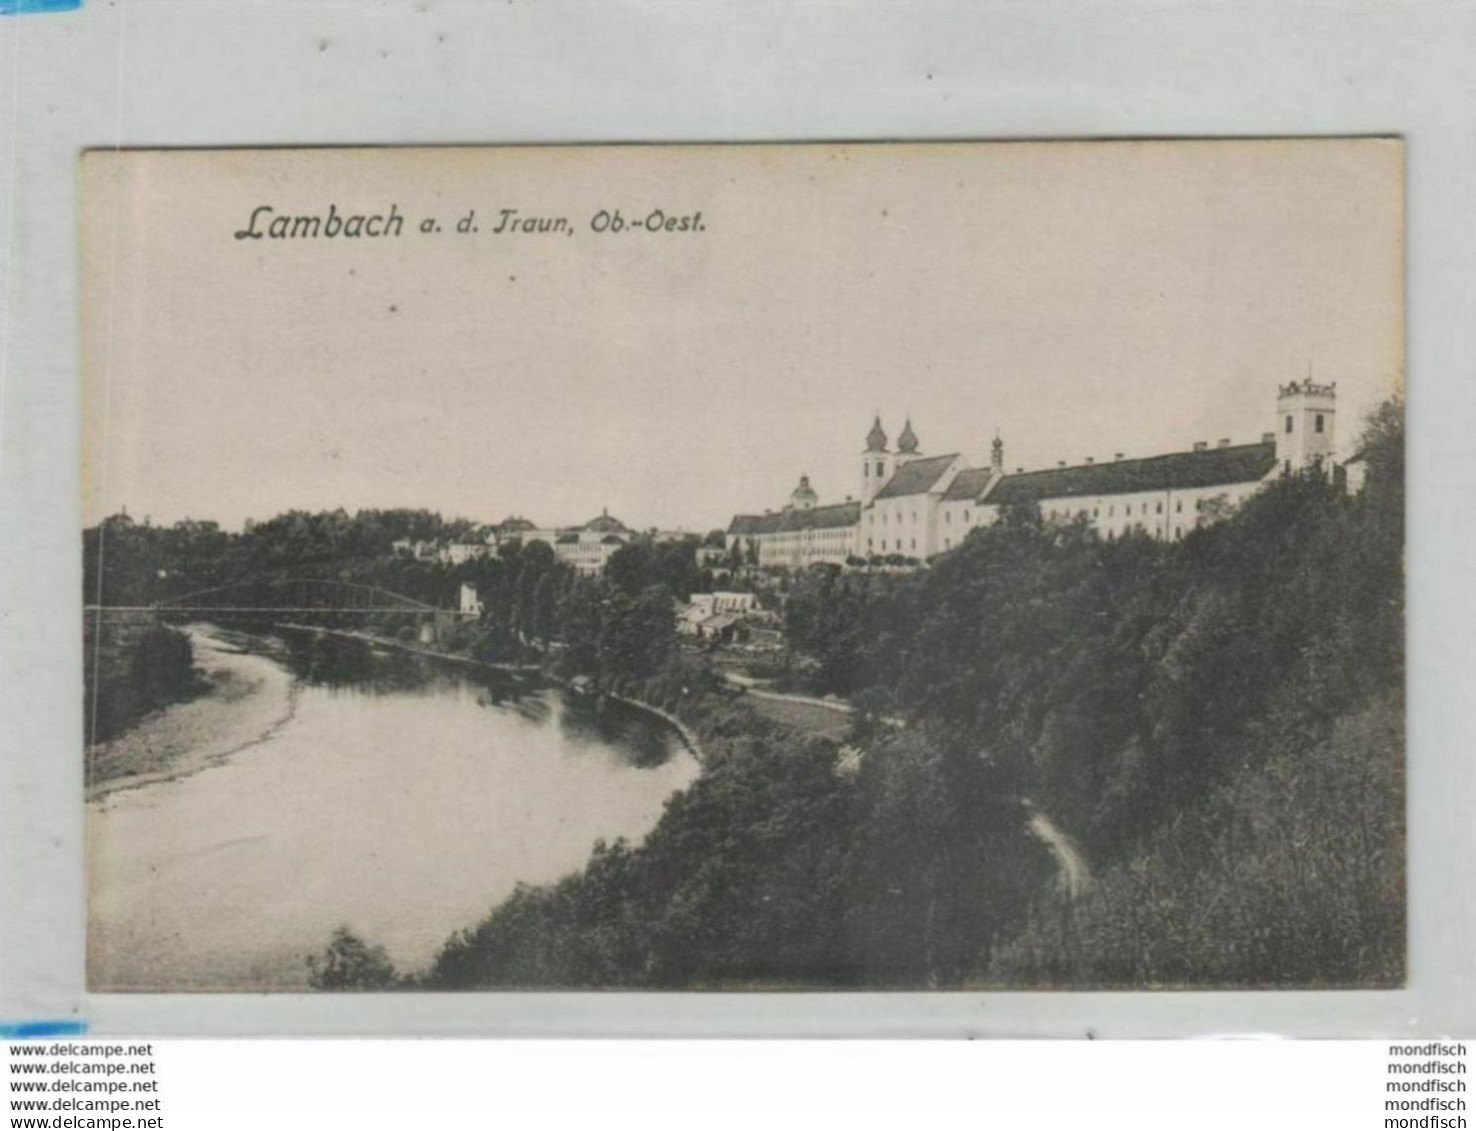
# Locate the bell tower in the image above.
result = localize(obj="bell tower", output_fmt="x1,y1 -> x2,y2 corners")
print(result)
861,416 -> 891,503
1275,379 -> 1337,475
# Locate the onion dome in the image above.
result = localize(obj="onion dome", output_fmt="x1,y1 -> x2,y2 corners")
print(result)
897,418 -> 920,454
789,474 -> 819,510
865,416 -> 889,452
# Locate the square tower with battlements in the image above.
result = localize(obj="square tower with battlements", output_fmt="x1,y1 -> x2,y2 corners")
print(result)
1275,378 -> 1337,475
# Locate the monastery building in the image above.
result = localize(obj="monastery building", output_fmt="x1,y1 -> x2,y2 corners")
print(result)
727,379 -> 1347,569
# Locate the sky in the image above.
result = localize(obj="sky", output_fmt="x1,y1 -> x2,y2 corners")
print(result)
81,140 -> 1403,534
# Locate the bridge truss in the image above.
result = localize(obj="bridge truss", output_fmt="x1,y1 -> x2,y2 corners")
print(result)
88,577 -> 443,616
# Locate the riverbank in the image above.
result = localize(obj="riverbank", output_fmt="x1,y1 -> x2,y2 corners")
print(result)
277,622 -> 708,764
275,622 -> 543,675
86,625 -> 297,801
595,687 -> 706,764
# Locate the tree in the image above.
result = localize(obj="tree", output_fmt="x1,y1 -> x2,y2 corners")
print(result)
307,927 -> 399,990
605,542 -> 657,597
600,584 -> 676,680
558,576 -> 605,674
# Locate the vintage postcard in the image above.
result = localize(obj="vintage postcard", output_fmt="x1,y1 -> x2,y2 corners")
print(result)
81,140 -> 1404,992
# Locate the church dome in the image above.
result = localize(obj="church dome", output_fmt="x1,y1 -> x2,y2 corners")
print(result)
789,474 -> 819,510
865,416 -> 889,452
583,507 -> 628,534
897,418 -> 920,454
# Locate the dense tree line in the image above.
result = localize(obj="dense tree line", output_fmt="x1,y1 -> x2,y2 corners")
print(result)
83,622 -> 209,745
82,508 -> 476,608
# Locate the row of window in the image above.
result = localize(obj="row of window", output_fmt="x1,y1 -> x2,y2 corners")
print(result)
1043,496 -> 1218,522
1099,523 -> 1188,541
1286,412 -> 1327,434
756,534 -> 849,544
875,507 -> 987,526
870,510 -> 923,526
868,538 -> 918,552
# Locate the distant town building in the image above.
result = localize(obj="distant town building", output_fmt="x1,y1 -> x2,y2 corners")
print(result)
1340,448 -> 1371,495
459,582 -> 484,617
728,380 -> 1356,568
554,508 -> 633,575
391,509 -> 645,578
441,541 -> 491,566
488,516 -> 539,544
676,591 -> 763,642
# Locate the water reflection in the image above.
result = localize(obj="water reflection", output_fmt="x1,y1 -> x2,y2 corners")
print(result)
558,693 -> 680,769
276,627 -> 677,769
278,629 -> 436,695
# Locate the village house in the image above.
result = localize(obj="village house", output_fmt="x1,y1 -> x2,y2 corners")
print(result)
677,591 -> 763,642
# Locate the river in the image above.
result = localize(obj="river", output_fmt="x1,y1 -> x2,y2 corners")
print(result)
87,625 -> 700,991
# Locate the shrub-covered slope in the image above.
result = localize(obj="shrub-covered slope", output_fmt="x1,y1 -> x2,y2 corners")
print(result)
339,400 -> 1405,990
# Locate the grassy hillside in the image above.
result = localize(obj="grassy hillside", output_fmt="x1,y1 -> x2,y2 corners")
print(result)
988,693 -> 1403,987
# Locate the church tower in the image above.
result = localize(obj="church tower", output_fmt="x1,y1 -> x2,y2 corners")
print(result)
1275,378 -> 1337,476
991,431 -> 1004,474
861,416 -> 891,503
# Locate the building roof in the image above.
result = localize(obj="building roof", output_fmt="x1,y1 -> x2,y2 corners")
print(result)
728,501 -> 861,537
555,533 -> 579,545
986,441 -> 1278,506
940,466 -> 995,502
583,508 -> 628,534
728,513 -> 785,536
872,454 -> 959,500
865,416 -> 888,453
783,501 -> 861,531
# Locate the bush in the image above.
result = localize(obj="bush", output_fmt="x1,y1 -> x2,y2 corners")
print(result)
307,927 -> 399,990
85,622 -> 207,745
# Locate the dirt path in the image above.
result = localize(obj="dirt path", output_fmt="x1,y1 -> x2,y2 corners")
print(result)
1026,806 -> 1092,899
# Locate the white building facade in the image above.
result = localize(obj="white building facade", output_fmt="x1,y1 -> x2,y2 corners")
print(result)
729,379 -> 1351,569
553,509 -> 633,576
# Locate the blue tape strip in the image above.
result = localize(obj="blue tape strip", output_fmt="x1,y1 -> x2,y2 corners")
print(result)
0,0 -> 83,14
0,1020 -> 89,1038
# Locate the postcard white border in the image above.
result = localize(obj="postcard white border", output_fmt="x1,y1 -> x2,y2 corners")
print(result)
1,0 -> 1469,1037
